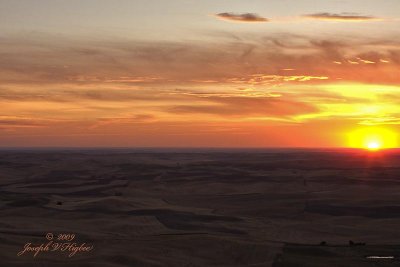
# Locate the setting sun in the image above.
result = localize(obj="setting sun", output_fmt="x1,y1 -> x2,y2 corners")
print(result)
366,141 -> 381,151
348,127 -> 398,150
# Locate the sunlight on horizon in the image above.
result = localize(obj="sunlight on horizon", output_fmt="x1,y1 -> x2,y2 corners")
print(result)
348,127 -> 398,150
366,141 -> 381,151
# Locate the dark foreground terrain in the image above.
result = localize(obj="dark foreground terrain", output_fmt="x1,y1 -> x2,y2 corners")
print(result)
1,148 -> 400,266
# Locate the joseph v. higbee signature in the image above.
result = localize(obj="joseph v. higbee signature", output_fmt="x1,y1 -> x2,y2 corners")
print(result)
17,233 -> 94,258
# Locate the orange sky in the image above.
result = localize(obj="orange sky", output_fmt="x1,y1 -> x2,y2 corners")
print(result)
0,0 -> 399,147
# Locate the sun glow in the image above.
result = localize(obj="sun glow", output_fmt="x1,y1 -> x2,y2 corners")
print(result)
348,127 -> 398,150
366,141 -> 381,151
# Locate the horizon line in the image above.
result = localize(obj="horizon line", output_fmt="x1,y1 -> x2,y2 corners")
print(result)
0,146 -> 398,150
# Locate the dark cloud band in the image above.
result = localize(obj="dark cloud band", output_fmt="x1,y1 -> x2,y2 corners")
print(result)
216,13 -> 269,23
304,12 -> 378,21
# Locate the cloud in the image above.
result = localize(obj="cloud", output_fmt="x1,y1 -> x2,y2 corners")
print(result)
2,33 -> 399,89
98,114 -> 156,124
303,12 -> 380,21
90,114 -> 157,128
359,117 -> 400,125
167,96 -> 318,117
1,33 -> 400,113
228,74 -> 328,85
215,13 -> 269,23
0,116 -> 50,128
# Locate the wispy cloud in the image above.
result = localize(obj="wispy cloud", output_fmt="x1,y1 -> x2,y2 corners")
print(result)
1,33 -> 399,88
227,74 -> 328,85
303,12 -> 380,21
0,116 -> 53,128
0,33 -> 399,135
215,13 -> 269,23
167,95 -> 318,117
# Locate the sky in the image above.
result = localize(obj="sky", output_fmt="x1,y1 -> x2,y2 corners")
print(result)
0,0 -> 399,147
